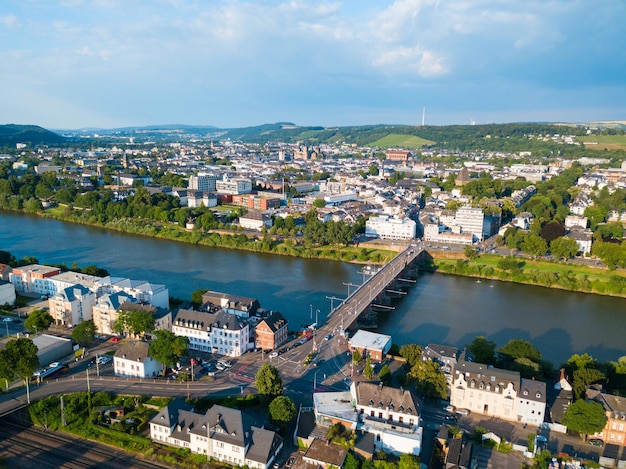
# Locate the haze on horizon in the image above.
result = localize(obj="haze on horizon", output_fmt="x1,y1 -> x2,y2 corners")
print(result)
0,0 -> 624,131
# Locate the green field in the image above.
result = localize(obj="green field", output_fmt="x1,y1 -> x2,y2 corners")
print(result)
368,133 -> 435,149
579,135 -> 626,151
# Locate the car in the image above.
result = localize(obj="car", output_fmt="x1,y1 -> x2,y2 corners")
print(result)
536,435 -> 547,443
269,352 -> 278,359
49,362 -> 61,368
13,319 -> 22,323
324,334 -> 332,341
455,408 -> 470,416
97,356 -> 112,365
286,457 -> 296,468
444,405 -> 455,413
589,439 -> 604,447
2,317 -> 12,323
110,337 -> 119,343
444,415 -> 457,422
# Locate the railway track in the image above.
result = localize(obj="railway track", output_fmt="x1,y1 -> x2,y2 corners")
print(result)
0,415 -> 168,469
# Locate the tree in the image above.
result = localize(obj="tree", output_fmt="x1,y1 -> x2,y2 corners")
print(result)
148,330 -> 189,376
363,357 -> 374,380
399,344 -> 423,368
255,363 -> 283,402
398,454 -> 421,469
113,309 -> 155,337
71,320 -> 96,346
352,349 -> 362,364
4,338 -> 39,384
191,289 -> 207,307
378,364 -> 392,386
268,395 -> 296,428
464,245 -> 478,260
573,368 -> 606,400
497,339 -> 541,364
468,336 -> 496,365
410,359 -> 448,399
562,399 -> 607,439
312,198 -> 326,208
521,234 -> 548,258
550,236 -> 579,261
24,309 -> 53,333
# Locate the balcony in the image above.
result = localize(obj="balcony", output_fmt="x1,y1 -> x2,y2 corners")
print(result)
362,414 -> 417,433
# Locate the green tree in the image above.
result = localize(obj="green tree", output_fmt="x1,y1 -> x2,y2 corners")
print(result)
497,339 -> 541,363
24,309 -> 53,333
191,289 -> 207,307
113,309 -> 155,337
363,357 -> 374,380
468,336 -> 496,365
352,349 -> 362,364
268,395 -> 296,428
5,338 -> 39,385
573,368 -> 606,400
464,245 -> 478,260
378,364 -> 392,386
410,359 -> 448,399
562,400 -> 607,439
148,330 -> 189,376
521,234 -> 548,258
71,320 -> 96,346
343,452 -> 360,469
398,453 -> 421,469
312,198 -> 326,208
399,344 -> 423,368
255,363 -> 283,402
550,236 -> 579,261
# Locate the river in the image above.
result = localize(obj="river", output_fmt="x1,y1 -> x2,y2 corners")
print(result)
1,211 -> 624,365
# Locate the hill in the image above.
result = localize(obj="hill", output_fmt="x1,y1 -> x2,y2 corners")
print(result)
0,124 -> 65,146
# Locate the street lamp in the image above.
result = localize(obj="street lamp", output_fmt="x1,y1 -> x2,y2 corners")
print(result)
313,369 -> 326,391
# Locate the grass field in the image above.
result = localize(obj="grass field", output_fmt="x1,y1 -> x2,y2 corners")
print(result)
368,133 -> 435,149
579,135 -> 626,151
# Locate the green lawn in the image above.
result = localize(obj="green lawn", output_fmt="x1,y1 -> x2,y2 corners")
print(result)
368,133 -> 435,149
579,135 -> 626,150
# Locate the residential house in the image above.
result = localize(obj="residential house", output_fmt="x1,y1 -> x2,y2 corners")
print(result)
587,389 -> 626,446
149,399 -> 283,469
255,312 -> 288,351
239,211 -> 272,231
201,291 -> 260,319
49,285 -> 96,327
444,438 -> 474,469
92,292 -> 135,335
451,360 -> 547,425
302,439 -> 348,469
114,340 -> 162,378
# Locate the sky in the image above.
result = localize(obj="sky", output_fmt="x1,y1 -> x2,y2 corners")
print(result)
1,0 -> 625,130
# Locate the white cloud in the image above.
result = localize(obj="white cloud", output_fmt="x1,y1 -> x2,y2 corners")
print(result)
0,14 -> 19,28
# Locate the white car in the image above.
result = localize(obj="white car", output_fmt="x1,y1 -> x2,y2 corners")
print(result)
97,356 -> 112,365
269,352 -> 278,359
2,317 -> 12,323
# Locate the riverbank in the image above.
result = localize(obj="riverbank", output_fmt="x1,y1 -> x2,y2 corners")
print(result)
423,252 -> 626,298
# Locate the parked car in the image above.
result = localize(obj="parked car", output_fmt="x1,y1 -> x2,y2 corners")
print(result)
455,408 -> 470,416
444,405 -> 455,413
269,352 -> 278,359
110,337 -> 119,343
286,457 -> 296,468
589,439 -> 603,447
2,317 -> 12,323
324,334 -> 332,341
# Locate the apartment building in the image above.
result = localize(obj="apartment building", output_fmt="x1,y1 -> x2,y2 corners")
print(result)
49,284 -> 96,327
588,389 -> 626,446
188,174 -> 218,193
8,264 -> 61,295
454,206 -> 485,242
254,311 -> 288,351
365,215 -> 416,240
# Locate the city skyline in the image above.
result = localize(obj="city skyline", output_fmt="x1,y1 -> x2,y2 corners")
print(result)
0,0 -> 624,130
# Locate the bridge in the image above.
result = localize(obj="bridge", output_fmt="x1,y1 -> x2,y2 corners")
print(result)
315,243 -> 424,341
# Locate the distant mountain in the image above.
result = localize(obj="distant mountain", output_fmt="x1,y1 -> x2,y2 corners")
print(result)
0,124 -> 65,146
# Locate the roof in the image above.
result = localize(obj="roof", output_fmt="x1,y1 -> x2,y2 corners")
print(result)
423,343 -> 458,361
259,311 -> 288,333
455,360 -> 520,385
152,398 -> 194,430
303,439 -> 348,467
519,378 -> 547,403
115,340 -> 151,362
348,330 -> 392,352
352,382 -> 419,415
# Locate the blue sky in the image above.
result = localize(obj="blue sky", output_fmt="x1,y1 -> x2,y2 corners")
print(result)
1,0 -> 624,130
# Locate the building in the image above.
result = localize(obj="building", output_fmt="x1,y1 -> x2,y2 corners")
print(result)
92,292 -> 135,335
149,399 -> 283,469
216,177 -> 252,195
188,174 -> 218,193
451,360 -> 547,425
254,312 -> 288,351
49,284 -> 96,327
0,279 -> 16,306
173,309 -> 251,357
588,390 -> 626,446
114,340 -> 162,378
302,439 -> 348,469
98,276 -> 169,309
454,206 -> 485,242
348,330 -> 392,362
8,264 -> 61,295
365,216 -> 416,240
201,291 -> 260,319
31,334 -> 73,367
313,382 -> 423,457
385,150 -> 413,163
239,211 -> 272,231
567,227 -> 593,254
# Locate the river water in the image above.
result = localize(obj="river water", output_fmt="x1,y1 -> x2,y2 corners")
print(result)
1,211 -> 624,365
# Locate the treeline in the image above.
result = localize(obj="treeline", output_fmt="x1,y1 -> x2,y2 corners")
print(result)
0,250 -> 108,278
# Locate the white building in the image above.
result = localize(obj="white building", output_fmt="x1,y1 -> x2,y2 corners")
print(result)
92,292 -> 135,335
173,309 -> 250,357
239,211 -> 272,231
454,206 -> 485,242
365,216 -> 416,240
98,276 -> 169,309
348,330 -> 392,362
8,264 -> 61,295
451,361 -> 547,425
114,340 -> 162,378
188,174 -> 218,193
49,285 -> 96,327
0,279 -> 16,306
313,382 -> 423,457
216,176 -> 252,195
149,399 -> 283,469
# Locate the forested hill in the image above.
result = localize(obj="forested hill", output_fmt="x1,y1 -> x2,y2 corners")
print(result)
0,124 -> 65,146
220,122 -> 590,151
